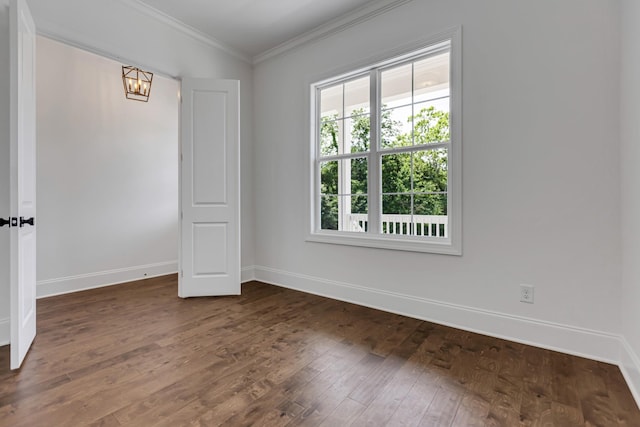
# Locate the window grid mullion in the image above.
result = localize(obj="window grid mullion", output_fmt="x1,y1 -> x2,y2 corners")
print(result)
320,140 -> 451,162
341,83 -> 346,155
368,69 -> 380,236
410,62 -> 416,232
381,94 -> 451,112
320,152 -> 369,162
379,141 -> 450,155
337,84 -> 346,231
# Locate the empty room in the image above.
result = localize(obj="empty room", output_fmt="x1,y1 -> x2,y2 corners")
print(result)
1,0 -> 640,425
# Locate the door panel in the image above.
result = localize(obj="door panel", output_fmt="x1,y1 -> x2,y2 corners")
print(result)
193,223 -> 227,275
179,79 -> 240,298
192,90 -> 227,205
10,0 -> 37,369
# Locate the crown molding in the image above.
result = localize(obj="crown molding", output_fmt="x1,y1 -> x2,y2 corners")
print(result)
252,0 -> 415,65
20,0 -> 414,67
117,0 -> 251,64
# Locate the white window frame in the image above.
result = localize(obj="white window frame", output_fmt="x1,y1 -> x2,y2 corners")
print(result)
307,27 -> 462,255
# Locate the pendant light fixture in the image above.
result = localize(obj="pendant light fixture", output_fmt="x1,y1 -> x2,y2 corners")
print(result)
122,65 -> 153,102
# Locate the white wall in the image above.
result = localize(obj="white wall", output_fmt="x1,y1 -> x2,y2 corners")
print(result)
0,2 -> 10,344
253,0 -> 623,361
620,0 -> 640,402
25,0 -> 255,271
36,36 -> 179,295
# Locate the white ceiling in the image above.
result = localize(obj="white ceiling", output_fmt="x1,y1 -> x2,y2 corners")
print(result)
136,0 -> 382,59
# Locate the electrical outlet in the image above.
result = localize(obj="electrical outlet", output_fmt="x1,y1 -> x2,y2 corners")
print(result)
520,284 -> 534,304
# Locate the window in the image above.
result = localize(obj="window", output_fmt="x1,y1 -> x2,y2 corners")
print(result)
309,31 -> 461,254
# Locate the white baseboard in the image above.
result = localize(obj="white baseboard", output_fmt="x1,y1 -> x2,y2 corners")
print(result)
620,338 -> 640,407
241,265 -> 256,283
252,265 -> 622,364
0,317 -> 8,347
37,261 -> 178,299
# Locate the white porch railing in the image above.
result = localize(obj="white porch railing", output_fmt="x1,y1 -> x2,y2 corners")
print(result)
346,214 -> 448,238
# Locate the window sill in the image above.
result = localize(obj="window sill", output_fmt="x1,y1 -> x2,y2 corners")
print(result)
306,231 -> 462,255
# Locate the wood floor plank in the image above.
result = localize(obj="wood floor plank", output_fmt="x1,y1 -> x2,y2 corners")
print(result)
520,388 -> 553,426
486,374 -> 524,426
386,369 -> 441,426
164,331 -> 334,426
0,275 -> 637,427
349,354 -> 421,426
318,397 -> 366,427
419,382 -> 466,426
450,393 -> 494,427
290,352 -> 385,426
348,324 -> 433,406
88,413 -> 122,427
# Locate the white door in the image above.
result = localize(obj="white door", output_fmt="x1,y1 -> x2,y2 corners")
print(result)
9,0 -> 37,369
179,79 -> 240,297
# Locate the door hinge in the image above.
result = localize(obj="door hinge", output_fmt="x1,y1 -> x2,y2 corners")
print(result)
181,270 -> 184,277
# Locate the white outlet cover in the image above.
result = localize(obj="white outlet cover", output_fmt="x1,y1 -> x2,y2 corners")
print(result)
520,284 -> 534,304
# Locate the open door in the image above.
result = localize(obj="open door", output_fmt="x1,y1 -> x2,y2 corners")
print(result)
179,79 -> 240,297
9,0 -> 37,369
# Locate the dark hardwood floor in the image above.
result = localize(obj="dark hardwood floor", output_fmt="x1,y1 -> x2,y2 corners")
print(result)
0,274 -> 638,426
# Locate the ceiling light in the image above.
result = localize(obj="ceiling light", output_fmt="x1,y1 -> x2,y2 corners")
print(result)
122,66 -> 153,102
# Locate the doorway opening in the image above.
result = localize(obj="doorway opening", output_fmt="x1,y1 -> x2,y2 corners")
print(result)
36,36 -> 180,298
